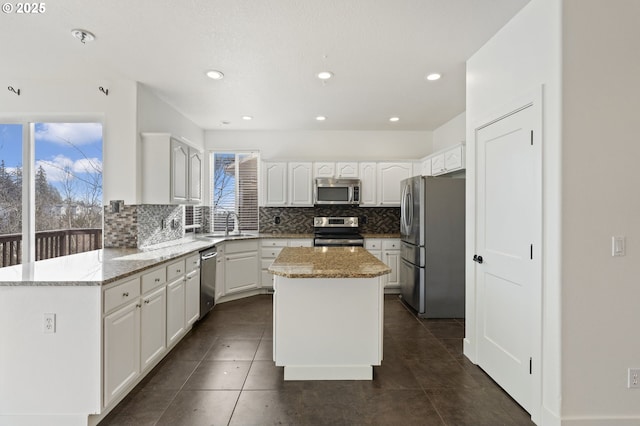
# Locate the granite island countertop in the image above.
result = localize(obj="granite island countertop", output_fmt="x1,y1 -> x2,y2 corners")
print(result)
268,246 -> 391,279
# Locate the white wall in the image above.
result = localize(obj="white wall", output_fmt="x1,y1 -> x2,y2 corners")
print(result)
432,112 -> 465,152
0,79 -> 138,204
561,0 -> 640,422
205,130 -> 432,160
465,0 -> 562,423
0,286 -> 101,425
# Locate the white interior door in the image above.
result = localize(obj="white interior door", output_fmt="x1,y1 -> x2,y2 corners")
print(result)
475,105 -> 539,413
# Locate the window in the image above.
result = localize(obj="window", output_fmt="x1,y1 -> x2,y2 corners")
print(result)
0,122 -> 103,268
211,152 -> 259,233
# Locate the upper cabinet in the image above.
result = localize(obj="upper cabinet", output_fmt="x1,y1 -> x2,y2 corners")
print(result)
377,162 -> 412,206
313,162 -> 358,178
261,161 -> 313,207
358,162 -> 377,206
141,133 -> 203,205
426,144 -> 465,176
288,162 -> 313,206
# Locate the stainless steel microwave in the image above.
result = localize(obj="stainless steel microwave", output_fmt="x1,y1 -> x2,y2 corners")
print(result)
313,178 -> 361,205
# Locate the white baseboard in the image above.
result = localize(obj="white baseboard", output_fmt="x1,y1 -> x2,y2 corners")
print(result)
559,416 -> 640,426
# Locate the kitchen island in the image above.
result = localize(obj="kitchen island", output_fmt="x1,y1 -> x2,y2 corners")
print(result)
268,246 -> 390,380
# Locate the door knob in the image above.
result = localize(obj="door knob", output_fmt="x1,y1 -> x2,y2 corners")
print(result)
473,255 -> 483,264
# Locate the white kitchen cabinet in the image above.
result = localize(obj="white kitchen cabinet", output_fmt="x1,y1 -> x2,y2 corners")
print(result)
313,162 -> 359,178
140,286 -> 166,371
166,259 -> 187,347
185,253 -> 201,326
313,162 -> 335,178
224,240 -> 260,294
359,162 -> 377,206
141,133 -> 203,204
288,162 -> 313,206
382,239 -> 401,289
431,144 -> 465,176
103,299 -> 140,407
260,238 -> 313,288
262,162 -> 288,206
215,243 -> 226,300
377,162 -> 412,206
365,238 -> 382,260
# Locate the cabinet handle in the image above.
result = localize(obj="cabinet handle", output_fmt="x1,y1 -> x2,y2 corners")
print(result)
123,292 -> 129,297
144,299 -> 150,304
135,303 -> 142,308
154,278 -> 160,282
177,269 -> 181,273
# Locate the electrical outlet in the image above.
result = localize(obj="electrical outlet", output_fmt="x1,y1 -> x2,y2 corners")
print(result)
43,313 -> 56,334
629,368 -> 640,389
274,216 -> 281,225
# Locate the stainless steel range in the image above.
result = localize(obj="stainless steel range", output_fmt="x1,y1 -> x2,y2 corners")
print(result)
313,216 -> 364,247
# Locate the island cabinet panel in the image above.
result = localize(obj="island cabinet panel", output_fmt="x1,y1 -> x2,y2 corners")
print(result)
273,276 -> 384,380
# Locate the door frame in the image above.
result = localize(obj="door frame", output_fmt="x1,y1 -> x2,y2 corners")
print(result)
464,85 -> 543,424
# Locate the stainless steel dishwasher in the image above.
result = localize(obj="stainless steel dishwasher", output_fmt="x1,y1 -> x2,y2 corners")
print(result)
200,246 -> 217,319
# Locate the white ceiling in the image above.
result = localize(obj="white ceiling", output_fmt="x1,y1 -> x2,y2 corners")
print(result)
1,0 -> 528,131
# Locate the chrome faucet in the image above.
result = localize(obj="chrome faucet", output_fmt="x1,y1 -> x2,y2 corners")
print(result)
224,211 -> 239,236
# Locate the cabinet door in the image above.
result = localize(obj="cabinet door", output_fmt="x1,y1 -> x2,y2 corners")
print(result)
430,154 -> 445,175
225,251 -> 259,294
377,162 -> 412,206
288,162 -> 313,206
313,162 -> 335,178
171,139 -> 189,202
444,145 -> 464,171
166,277 -> 186,347
384,250 -> 400,288
336,162 -> 359,178
262,162 -> 288,206
104,301 -> 140,407
358,162 -> 377,206
421,158 -> 432,176
216,245 -> 225,300
185,270 -> 201,326
189,149 -> 203,202
140,287 -> 166,371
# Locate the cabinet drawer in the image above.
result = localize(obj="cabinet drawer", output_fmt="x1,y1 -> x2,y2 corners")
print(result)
186,253 -> 200,273
261,239 -> 288,248
261,247 -> 284,259
167,259 -> 186,281
226,239 -> 259,254
141,267 -> 167,294
104,278 -> 141,313
382,240 -> 401,250
288,239 -> 312,247
365,239 -> 382,250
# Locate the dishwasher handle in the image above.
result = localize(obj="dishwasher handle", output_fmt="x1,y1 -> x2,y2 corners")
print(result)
201,251 -> 218,261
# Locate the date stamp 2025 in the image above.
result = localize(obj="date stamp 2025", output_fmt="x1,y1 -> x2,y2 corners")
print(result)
2,2 -> 46,14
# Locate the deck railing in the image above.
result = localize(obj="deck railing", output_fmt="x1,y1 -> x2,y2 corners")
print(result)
0,228 -> 102,268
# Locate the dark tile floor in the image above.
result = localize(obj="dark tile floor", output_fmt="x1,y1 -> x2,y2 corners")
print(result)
99,295 -> 534,426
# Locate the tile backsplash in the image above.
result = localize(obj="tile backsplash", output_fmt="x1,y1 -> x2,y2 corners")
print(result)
259,206 -> 400,234
104,204 -> 184,248
104,204 -> 400,248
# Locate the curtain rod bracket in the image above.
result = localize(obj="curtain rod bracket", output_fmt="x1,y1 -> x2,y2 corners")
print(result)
8,86 -> 20,96
99,86 -> 109,96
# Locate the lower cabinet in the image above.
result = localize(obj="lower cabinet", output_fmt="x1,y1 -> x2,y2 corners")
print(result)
103,300 -> 140,407
185,253 -> 201,326
140,286 -> 167,371
166,276 -> 186,347
224,240 -> 259,294
260,238 -> 313,288
365,238 -> 401,290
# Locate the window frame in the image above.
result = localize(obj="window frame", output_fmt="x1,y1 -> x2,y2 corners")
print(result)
0,116 -> 104,265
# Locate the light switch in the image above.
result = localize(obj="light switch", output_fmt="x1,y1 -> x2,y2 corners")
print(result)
612,236 -> 625,257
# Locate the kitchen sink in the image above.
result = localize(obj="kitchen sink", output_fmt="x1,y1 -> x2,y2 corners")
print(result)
201,233 -> 257,238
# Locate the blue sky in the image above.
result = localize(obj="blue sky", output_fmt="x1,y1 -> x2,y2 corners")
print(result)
0,123 -> 103,198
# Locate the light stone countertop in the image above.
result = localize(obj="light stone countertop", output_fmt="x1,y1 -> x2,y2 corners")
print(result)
268,246 -> 391,279
0,232 -> 400,286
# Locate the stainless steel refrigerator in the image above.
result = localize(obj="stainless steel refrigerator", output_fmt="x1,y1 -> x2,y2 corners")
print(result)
399,176 -> 465,318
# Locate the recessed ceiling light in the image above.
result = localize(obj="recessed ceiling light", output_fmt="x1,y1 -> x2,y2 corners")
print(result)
426,73 -> 441,81
316,116 -> 327,121
317,71 -> 334,80
71,29 -> 95,44
242,116 -> 253,121
389,117 -> 400,122
206,70 -> 224,80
